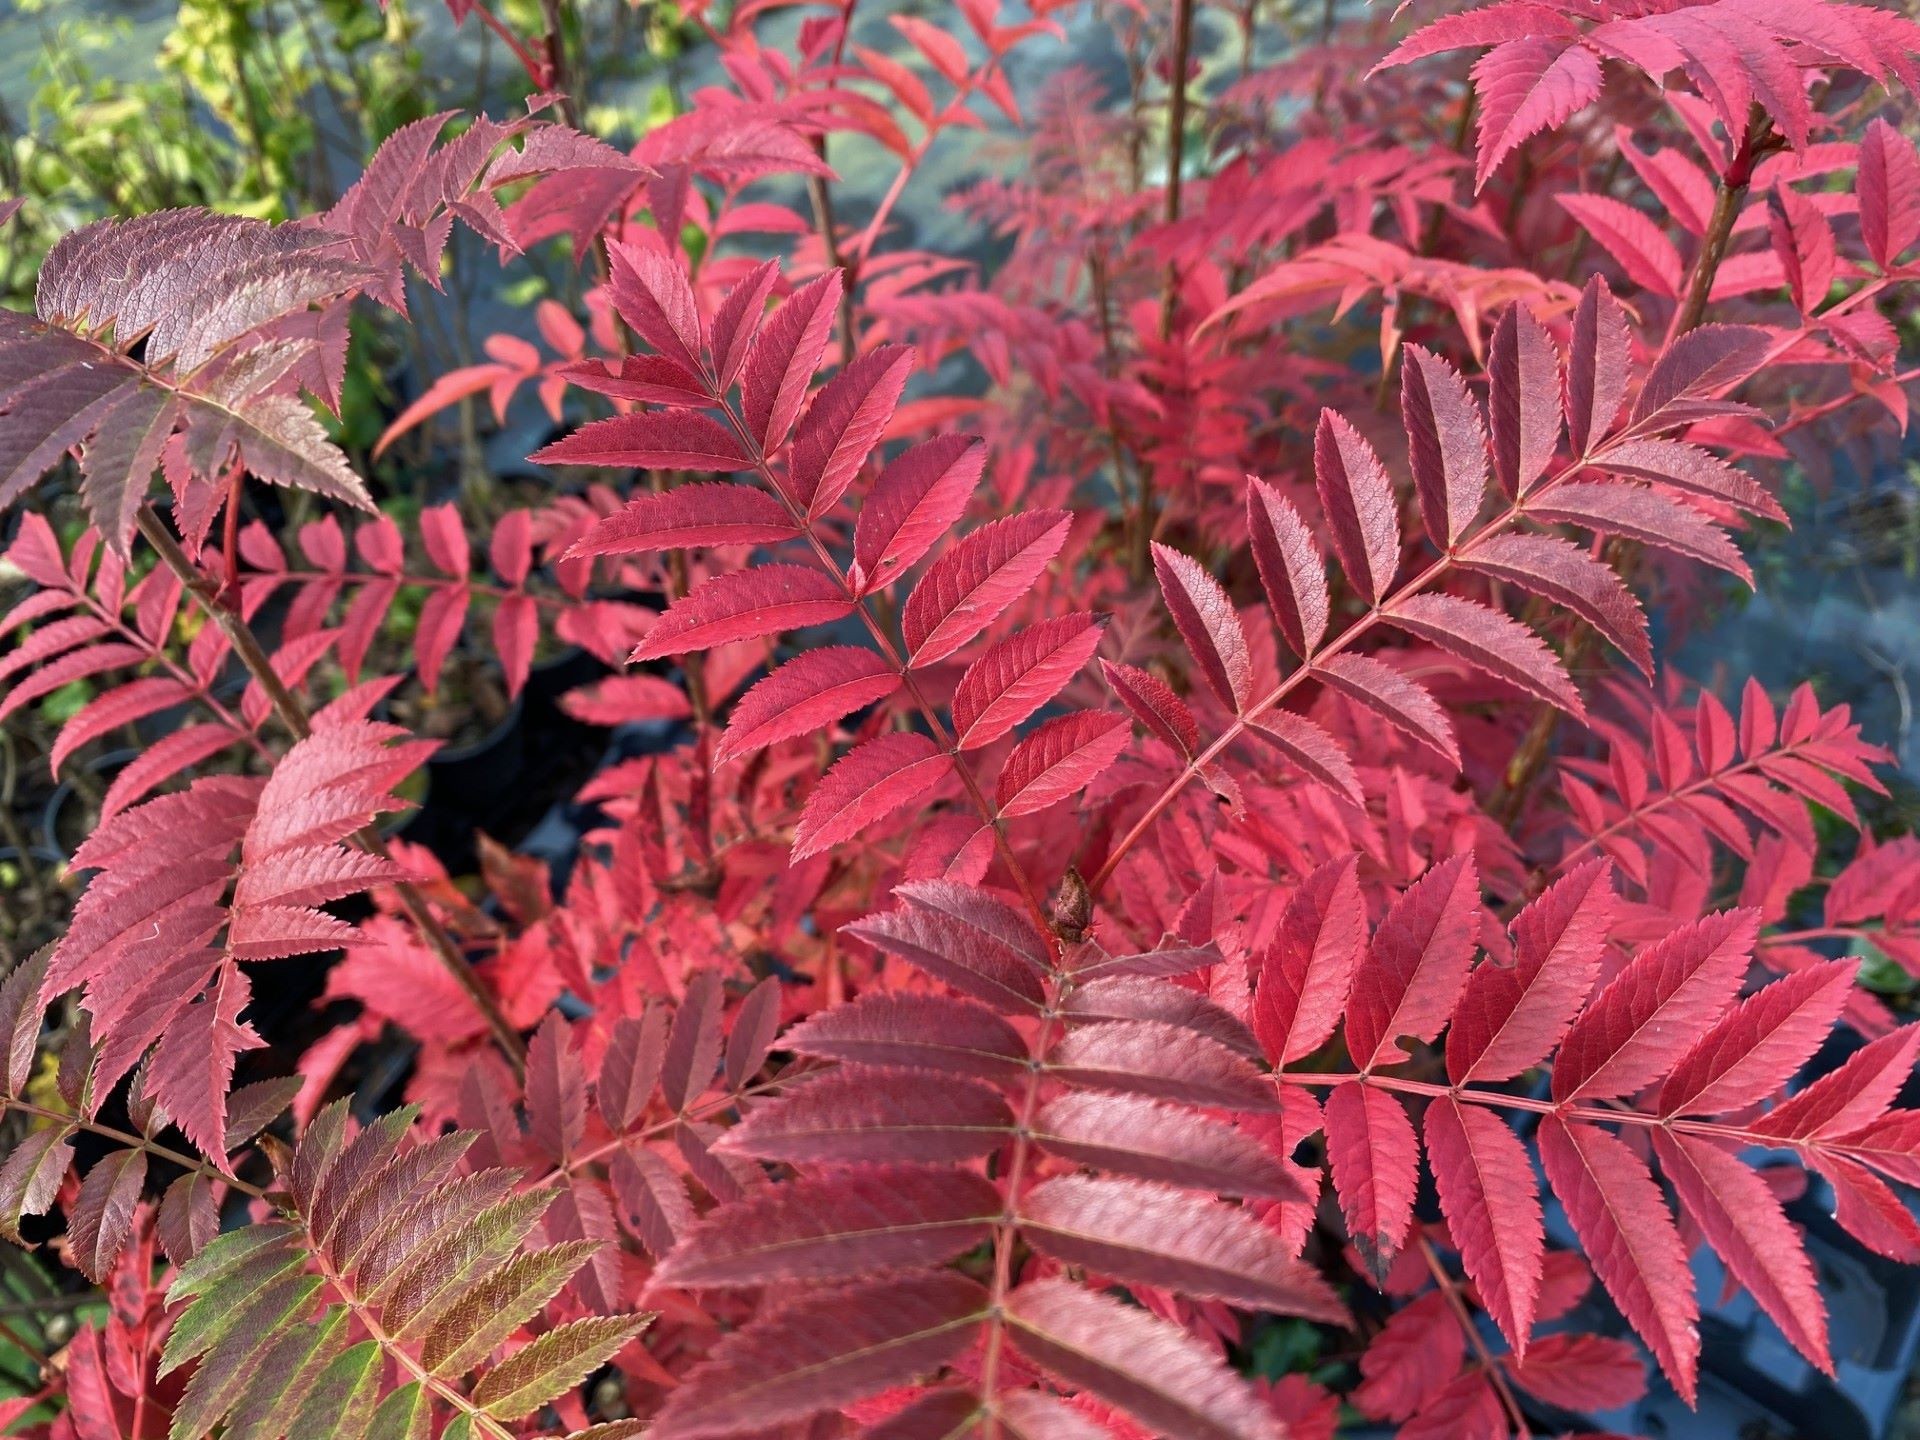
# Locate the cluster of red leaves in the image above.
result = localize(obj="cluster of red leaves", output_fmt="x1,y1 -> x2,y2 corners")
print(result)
3,0 -> 1920,1437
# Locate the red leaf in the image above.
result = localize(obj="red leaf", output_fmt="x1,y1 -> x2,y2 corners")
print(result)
1033,1091 -> 1304,1201
718,647 -> 899,764
1245,709 -> 1363,807
901,511 -> 1070,665
1553,908 -> 1758,1102
1565,275 -> 1631,456
1654,1129 -> 1831,1372
720,1069 -> 1012,1164
650,1165 -> 1000,1289
741,271 -> 842,453
1528,481 -> 1752,582
1048,1020 -> 1280,1113
1347,853 -> 1480,1068
1153,543 -> 1253,712
1019,1175 -> 1346,1319
1631,324 -> 1772,430
1507,1333 -> 1646,1411
1487,303 -> 1563,498
781,992 -> 1030,1082
1769,187 -> 1837,315
1004,1279 -> 1281,1440
651,1271 -> 987,1440
145,965 -> 262,1162
559,674 -> 693,727
526,1011 -> 587,1161
534,411 -> 754,471
1353,1293 -> 1462,1421
996,710 -> 1130,819
1472,37 -> 1603,187
852,435 -> 986,593
1449,857 -> 1614,1084
599,1007 -> 668,1130
1538,1114 -> 1698,1403
608,239 -> 707,378
1752,1024 -> 1920,1142
1324,1081 -> 1420,1278
493,593 -> 537,699
1558,194 -> 1683,297
1253,854 -> 1365,1065
789,346 -> 913,517
1313,653 -> 1460,768
1859,118 -> 1920,271
1314,410 -> 1400,603
1385,592 -> 1586,718
1247,479 -> 1328,659
1401,345 -> 1489,549
1463,532 -> 1650,675
70,1151 -> 145,1282
1424,1097 -> 1542,1355
952,614 -> 1105,750
845,897 -> 1045,1014
1590,436 -> 1784,520
1815,1154 -> 1920,1261
1101,659 -> 1199,756
632,564 -> 851,661
894,880 -> 1049,975
567,483 -> 797,557
1659,960 -> 1855,1116
709,259 -> 779,393
793,732 -> 951,860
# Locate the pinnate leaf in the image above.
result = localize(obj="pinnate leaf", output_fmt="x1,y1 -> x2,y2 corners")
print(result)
902,511 -> 1070,665
781,992 -> 1030,1082
1246,478 -> 1328,658
1018,1174 -> 1346,1319
1400,345 -> 1488,548
1653,1129 -> 1831,1372
1659,960 -> 1855,1117
1424,1097 -> 1542,1355
473,1315 -> 652,1419
742,272 -> 842,453
534,412 -> 753,472
632,564 -> 851,661
996,710 -> 1131,819
1553,908 -> 1758,1102
1314,410 -> 1400,603
720,1069 -> 1013,1164
1324,1081 -> 1420,1278
1860,118 -> 1920,271
1538,1114 -> 1698,1402
651,1271 -> 987,1439
1004,1279 -> 1280,1440
567,483 -> 797,557
1385,592 -> 1585,718
1463,533 -> 1650,675
718,647 -> 898,764
1449,858 -> 1613,1084
1347,853 -> 1480,1068
1153,543 -> 1252,711
789,345 -> 913,517
853,434 -> 986,592
1253,854 -> 1365,1065
952,614 -> 1105,749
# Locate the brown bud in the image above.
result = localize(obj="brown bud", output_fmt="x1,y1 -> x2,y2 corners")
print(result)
1051,868 -> 1092,942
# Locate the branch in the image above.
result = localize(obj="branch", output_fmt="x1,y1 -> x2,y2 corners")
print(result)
133,507 -> 529,1074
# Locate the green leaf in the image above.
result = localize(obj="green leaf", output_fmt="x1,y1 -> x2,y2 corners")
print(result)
365,1380 -> 432,1440
421,1242 -> 600,1377
472,1314 -> 653,1420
